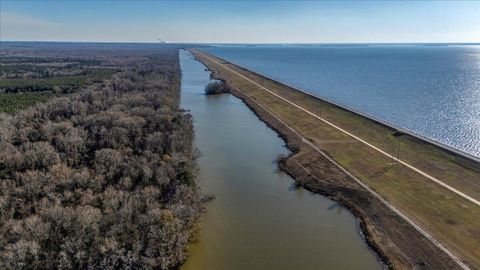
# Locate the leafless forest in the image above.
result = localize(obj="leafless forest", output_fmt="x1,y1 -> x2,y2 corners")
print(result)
0,44 -> 201,269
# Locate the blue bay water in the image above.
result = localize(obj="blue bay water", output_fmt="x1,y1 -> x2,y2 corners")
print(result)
203,45 -> 480,159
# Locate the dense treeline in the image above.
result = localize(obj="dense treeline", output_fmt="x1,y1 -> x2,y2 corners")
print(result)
0,62 -> 96,80
0,48 -> 201,269
0,93 -> 53,114
0,70 -> 116,94
1,47 -> 120,113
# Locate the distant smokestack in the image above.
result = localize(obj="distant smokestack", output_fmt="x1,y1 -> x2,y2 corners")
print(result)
157,37 -> 168,43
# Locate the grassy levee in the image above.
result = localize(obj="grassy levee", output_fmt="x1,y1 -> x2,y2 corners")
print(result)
192,49 -> 480,269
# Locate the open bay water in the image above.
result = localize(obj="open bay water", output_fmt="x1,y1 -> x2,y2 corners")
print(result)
179,50 -> 381,269
203,45 -> 480,159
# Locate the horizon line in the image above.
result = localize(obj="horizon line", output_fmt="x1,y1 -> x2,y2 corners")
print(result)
1,40 -> 480,46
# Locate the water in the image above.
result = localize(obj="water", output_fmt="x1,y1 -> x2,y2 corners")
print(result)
203,45 -> 480,158
179,50 -> 381,269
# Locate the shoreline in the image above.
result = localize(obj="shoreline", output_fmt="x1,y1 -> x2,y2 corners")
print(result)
218,61 -> 480,164
191,49 -> 480,269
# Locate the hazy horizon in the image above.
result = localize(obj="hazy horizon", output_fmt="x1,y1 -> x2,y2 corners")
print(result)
2,41 -> 480,45
1,1 -> 479,44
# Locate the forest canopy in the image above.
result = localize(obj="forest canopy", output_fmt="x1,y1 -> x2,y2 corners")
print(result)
0,46 -> 201,269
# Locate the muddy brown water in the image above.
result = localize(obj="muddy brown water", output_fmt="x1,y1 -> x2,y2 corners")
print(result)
179,50 -> 382,270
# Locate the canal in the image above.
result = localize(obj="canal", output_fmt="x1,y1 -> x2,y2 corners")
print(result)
179,50 -> 381,270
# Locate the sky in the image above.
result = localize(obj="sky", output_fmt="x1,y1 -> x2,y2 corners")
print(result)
1,1 -> 479,43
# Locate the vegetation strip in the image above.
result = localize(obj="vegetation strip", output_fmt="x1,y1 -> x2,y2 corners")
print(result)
0,92 -> 54,113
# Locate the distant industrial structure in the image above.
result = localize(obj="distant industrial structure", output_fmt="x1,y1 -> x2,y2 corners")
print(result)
157,37 -> 168,43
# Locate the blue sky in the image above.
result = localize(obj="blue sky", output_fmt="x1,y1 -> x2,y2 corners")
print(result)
1,1 -> 479,43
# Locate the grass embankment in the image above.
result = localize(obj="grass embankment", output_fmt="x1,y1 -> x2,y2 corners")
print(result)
192,49 -> 480,270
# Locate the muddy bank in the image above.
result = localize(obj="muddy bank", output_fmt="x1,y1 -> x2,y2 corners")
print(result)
200,57 -> 461,269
